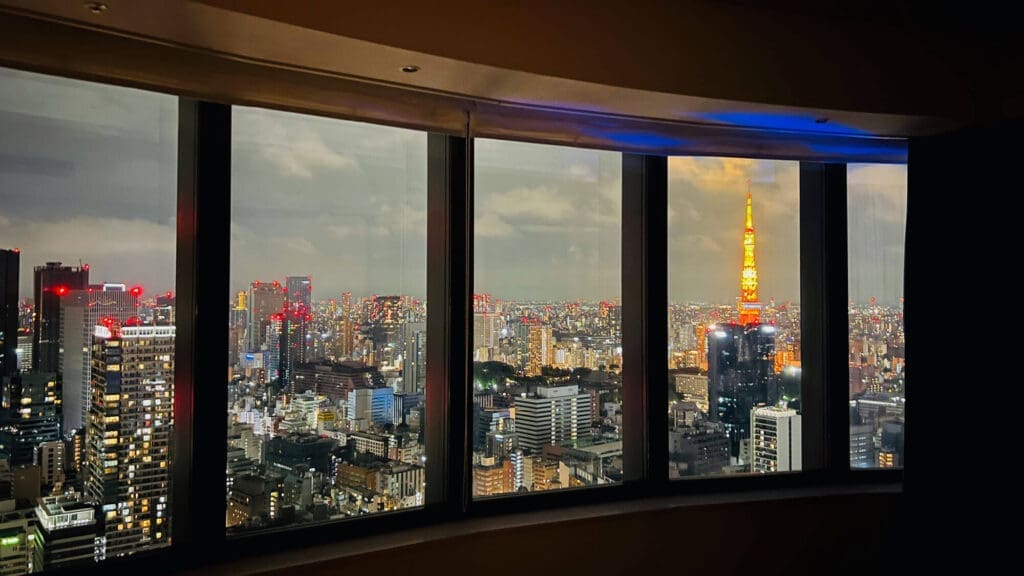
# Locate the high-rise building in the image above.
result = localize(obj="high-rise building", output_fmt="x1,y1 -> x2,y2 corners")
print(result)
60,284 -> 139,433
473,313 -> 500,353
513,384 -> 591,452
279,276 -> 312,390
402,321 -> 426,395
247,281 -> 286,352
32,262 -> 89,373
0,249 -> 18,379
707,323 -> 776,458
34,493 -> 104,570
738,187 -> 763,325
0,372 -> 61,465
14,331 -> 31,373
526,325 -> 554,376
86,324 -> 174,557
750,405 -> 801,473
35,440 -> 66,487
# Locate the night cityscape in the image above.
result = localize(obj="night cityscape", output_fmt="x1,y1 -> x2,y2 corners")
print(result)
0,68 -> 907,572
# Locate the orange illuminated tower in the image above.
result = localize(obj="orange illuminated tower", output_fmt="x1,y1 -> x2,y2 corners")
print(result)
738,181 -> 763,325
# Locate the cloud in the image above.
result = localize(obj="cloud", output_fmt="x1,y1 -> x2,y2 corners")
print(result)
485,185 -> 575,222
262,125 -> 358,177
682,234 -> 724,253
475,212 -> 515,237
566,163 -> 598,182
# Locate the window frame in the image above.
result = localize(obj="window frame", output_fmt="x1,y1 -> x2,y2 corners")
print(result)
0,69 -> 906,575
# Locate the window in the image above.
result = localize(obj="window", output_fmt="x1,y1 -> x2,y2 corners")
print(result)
472,139 -> 622,496
667,157 -> 801,477
227,107 -> 428,532
0,66 -> 177,572
847,164 -> 907,469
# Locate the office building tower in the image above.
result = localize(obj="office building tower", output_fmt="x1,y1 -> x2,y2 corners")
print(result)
513,384 -> 591,452
34,493 -> 104,570
473,311 -> 501,352
36,440 -> 66,487
247,281 -> 285,351
14,331 -> 30,373
32,262 -> 89,373
750,405 -> 801,473
370,295 -> 402,349
278,276 -> 312,390
60,284 -> 139,433
707,323 -> 776,458
402,322 -> 426,395
86,324 -> 174,557
285,276 -> 312,309
0,372 -> 61,465
526,325 -> 554,376
0,249 -> 18,379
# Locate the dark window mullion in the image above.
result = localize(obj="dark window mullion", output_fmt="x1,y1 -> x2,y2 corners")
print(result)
799,162 -> 848,475
173,100 -> 231,559
425,134 -> 472,515
622,154 -> 668,488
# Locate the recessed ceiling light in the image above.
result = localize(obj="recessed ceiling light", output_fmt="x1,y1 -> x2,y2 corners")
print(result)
401,65 -> 420,74
84,2 -> 108,14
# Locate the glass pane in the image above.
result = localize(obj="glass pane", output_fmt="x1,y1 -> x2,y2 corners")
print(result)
0,66 -> 177,571
227,107 -> 427,532
667,157 -> 801,477
847,164 -> 907,469
473,139 -> 622,497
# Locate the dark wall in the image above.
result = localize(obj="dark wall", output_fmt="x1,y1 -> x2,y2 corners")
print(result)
254,493 -> 906,576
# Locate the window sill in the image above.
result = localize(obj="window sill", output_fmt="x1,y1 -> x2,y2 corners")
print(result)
194,480 -> 902,576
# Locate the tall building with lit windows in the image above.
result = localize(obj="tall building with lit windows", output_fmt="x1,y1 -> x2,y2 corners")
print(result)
33,261 -> 89,373
85,323 -> 174,557
61,284 -> 139,433
750,405 -> 801,473
526,325 -> 554,376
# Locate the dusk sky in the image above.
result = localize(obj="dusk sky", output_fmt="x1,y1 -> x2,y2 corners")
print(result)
0,67 -> 906,306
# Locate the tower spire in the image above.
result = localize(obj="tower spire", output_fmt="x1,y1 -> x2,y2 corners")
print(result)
739,179 -> 762,324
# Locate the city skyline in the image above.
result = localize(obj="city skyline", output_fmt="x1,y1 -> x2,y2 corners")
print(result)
0,66 -> 906,305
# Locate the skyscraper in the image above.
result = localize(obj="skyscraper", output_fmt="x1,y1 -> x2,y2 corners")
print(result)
60,284 -> 139,433
0,372 -> 61,465
247,281 -> 285,352
526,325 -> 554,376
750,405 -> 802,473
402,321 -> 426,395
707,323 -> 776,458
0,249 -> 18,379
738,186 -> 763,325
32,262 -> 89,373
86,323 -> 174,557
280,276 -> 312,390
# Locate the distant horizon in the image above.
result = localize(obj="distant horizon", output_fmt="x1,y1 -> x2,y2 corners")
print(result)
1,68 -> 906,307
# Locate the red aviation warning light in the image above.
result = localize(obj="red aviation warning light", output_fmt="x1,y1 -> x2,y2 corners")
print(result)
54,285 -> 69,296
129,286 -> 144,298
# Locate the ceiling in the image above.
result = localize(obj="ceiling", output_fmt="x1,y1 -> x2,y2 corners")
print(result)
0,0 -> 1018,139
